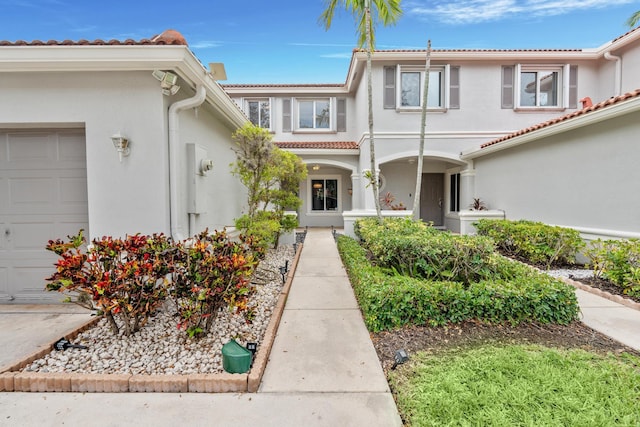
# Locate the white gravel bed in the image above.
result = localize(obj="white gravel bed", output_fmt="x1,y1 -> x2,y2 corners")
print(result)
22,245 -> 294,375
545,268 -> 594,280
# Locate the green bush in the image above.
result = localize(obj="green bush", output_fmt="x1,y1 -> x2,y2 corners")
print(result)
337,235 -> 579,332
474,219 -> 585,268
355,217 -> 495,286
586,239 -> 640,298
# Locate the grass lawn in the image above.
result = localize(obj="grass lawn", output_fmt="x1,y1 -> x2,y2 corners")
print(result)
389,344 -> 640,427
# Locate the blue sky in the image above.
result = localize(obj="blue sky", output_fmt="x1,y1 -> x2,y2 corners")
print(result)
1,0 -> 639,83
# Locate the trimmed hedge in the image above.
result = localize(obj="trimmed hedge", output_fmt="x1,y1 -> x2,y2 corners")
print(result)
474,219 -> 585,268
586,239 -> 640,298
337,234 -> 579,332
355,217 -> 495,285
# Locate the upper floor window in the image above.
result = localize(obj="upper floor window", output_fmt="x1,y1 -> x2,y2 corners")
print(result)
384,65 -> 458,111
400,67 -> 443,108
298,99 -> 331,129
502,64 -> 577,110
281,97 -> 346,133
519,67 -> 560,107
245,98 -> 271,129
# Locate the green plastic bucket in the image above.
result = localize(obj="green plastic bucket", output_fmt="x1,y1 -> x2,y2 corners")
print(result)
222,339 -> 252,374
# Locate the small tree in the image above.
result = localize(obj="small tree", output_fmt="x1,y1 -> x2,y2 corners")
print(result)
231,123 -> 306,248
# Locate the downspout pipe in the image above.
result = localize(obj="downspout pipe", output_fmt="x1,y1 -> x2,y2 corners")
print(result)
168,84 -> 206,241
604,51 -> 622,97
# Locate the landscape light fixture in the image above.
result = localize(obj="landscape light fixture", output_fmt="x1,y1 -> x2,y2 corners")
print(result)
110,132 -> 130,162
391,349 -> 409,370
279,265 -> 287,284
152,70 -> 181,96
246,342 -> 257,356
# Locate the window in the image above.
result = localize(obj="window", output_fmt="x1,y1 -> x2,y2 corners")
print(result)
298,99 -> 331,129
311,178 -> 339,211
520,70 -> 559,107
244,99 -> 271,129
502,65 -> 577,109
450,173 -> 460,212
398,66 -> 444,109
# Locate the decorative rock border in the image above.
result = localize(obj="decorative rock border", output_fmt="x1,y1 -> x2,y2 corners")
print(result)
0,244 -> 302,393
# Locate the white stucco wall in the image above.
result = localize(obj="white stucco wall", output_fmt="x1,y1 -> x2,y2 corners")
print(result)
0,70 -> 246,240
0,71 -> 168,238
472,111 -> 640,235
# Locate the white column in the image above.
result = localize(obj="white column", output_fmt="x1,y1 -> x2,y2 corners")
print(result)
350,172 -> 362,210
460,165 -> 476,211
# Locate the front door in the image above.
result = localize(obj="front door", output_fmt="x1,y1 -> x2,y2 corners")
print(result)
420,173 -> 444,226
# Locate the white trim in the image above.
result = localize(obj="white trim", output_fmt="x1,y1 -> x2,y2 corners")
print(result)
462,95 -> 640,159
301,159 -> 357,174
377,150 -> 468,167
396,65 -> 446,110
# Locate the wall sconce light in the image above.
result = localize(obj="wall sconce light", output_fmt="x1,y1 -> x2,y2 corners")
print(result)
312,164 -> 320,171
348,188 -> 353,195
110,132 -> 130,162
152,70 -> 181,96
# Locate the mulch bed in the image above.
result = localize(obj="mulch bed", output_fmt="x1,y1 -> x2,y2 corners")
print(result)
371,255 -> 640,373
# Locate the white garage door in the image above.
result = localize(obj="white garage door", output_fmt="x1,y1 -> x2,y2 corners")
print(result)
0,129 -> 89,303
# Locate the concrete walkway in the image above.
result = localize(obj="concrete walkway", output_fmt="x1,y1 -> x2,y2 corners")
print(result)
0,229 -> 402,426
575,289 -> 640,351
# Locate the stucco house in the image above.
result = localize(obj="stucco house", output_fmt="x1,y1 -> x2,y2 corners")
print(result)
0,30 -> 247,302
2,27 -> 639,303
224,27 -> 640,239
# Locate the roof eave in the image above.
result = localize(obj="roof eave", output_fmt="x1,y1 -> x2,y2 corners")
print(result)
461,96 -> 640,160
0,44 -> 247,129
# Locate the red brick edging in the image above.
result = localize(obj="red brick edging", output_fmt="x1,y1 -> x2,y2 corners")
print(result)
0,243 -> 302,393
560,276 -> 640,311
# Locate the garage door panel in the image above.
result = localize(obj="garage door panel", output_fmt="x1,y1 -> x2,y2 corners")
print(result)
59,177 -> 88,204
11,222 -> 56,250
11,265 -> 62,302
9,177 -> 55,205
0,267 -> 8,300
7,133 -> 56,164
59,132 -> 87,162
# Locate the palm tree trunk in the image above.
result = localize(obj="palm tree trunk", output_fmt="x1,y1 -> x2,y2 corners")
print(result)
365,0 -> 382,223
412,40 -> 432,220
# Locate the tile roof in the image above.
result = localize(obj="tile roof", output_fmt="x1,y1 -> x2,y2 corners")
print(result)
275,141 -> 359,150
480,89 -> 640,149
370,48 -> 583,53
0,29 -> 187,47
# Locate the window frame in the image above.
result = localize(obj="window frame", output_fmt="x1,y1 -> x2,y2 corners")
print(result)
294,97 -> 335,132
243,98 -> 272,130
396,65 -> 448,111
306,175 -> 342,216
514,64 -> 570,110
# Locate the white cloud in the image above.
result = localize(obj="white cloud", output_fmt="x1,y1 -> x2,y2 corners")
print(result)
320,52 -> 354,59
190,40 -> 223,49
406,0 -> 636,24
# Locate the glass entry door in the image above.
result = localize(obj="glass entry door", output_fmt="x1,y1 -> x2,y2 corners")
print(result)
311,179 -> 338,211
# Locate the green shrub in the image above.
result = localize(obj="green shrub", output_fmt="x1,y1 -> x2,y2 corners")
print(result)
46,229 -> 262,339
355,217 -> 495,286
46,231 -> 175,336
474,219 -> 585,268
586,239 -> 640,298
172,229 -> 258,338
337,235 -> 579,332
